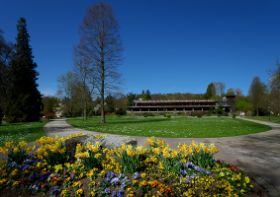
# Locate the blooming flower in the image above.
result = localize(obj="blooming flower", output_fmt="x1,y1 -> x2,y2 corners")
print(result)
132,172 -> 140,179
76,188 -> 83,196
104,188 -> 111,194
111,177 -> 120,185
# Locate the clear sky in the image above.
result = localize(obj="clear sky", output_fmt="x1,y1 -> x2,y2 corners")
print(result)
1,0 -> 279,96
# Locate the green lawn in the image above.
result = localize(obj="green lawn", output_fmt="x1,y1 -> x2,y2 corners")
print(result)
246,116 -> 280,124
0,121 -> 46,145
68,116 -> 271,138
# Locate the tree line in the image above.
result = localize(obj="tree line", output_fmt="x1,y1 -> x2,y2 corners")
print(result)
204,68 -> 280,116
0,18 -> 42,125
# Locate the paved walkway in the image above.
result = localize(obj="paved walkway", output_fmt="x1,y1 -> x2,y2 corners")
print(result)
44,118 -> 280,196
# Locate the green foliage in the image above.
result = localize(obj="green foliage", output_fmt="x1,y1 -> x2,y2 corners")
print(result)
81,150 -> 103,170
115,108 -> 127,116
5,18 -> 42,122
0,31 -> 13,125
42,96 -> 59,119
163,114 -> 172,119
141,90 -> 152,100
58,72 -> 93,117
105,95 -> 115,113
143,113 -> 155,117
160,156 -> 182,174
7,149 -> 28,167
188,150 -> 215,169
226,88 -> 236,96
236,96 -> 252,112
190,111 -> 205,118
118,152 -> 141,173
270,62 -> 280,115
249,76 -> 267,116
126,93 -> 137,107
204,83 -> 216,99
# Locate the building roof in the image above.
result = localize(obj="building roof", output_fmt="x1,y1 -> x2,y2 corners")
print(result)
133,100 -> 216,103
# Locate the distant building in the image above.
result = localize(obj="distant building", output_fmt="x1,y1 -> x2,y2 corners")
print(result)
128,96 -> 235,113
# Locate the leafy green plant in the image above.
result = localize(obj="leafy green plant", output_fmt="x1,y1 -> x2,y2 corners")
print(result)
81,151 -> 103,170
188,150 -> 215,169
116,151 -> 143,174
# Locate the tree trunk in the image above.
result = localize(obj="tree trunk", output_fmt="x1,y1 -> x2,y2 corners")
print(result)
100,47 -> 106,124
0,108 -> 3,125
83,81 -> 87,120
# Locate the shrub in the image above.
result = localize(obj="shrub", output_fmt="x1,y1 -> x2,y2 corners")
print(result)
115,108 -> 127,116
163,113 -> 172,119
143,113 -> 154,117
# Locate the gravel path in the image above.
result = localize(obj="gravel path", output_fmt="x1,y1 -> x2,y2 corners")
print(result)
44,118 -> 280,196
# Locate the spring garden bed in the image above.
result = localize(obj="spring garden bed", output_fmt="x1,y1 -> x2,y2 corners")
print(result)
0,134 -> 259,196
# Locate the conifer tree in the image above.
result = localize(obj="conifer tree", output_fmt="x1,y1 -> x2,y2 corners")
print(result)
6,18 -> 42,122
0,30 -> 13,124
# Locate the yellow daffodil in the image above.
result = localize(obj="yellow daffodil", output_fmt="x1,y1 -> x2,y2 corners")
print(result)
75,188 -> 83,196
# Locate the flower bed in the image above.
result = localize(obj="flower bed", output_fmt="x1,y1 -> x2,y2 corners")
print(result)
0,134 -> 253,196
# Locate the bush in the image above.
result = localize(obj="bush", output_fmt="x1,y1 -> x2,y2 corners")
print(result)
143,113 -> 154,117
115,108 -> 127,116
163,113 -> 172,119
43,112 -> 56,120
190,111 -> 205,118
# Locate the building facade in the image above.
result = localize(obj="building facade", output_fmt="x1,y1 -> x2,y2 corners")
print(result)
128,97 -> 235,113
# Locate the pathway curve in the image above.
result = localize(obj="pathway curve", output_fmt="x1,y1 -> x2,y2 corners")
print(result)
44,118 -> 280,196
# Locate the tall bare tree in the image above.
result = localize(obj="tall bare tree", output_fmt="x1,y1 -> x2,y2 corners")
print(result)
74,44 -> 95,120
269,62 -> 280,115
78,2 -> 122,123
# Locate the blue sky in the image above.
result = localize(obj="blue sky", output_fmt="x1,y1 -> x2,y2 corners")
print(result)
1,0 -> 279,96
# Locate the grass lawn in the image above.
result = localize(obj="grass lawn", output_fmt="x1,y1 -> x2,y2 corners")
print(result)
68,115 -> 271,138
0,121 -> 46,145
246,116 -> 280,124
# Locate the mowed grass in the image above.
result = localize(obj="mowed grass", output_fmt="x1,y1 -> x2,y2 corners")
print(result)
68,116 -> 271,138
0,121 -> 46,145
247,116 -> 280,124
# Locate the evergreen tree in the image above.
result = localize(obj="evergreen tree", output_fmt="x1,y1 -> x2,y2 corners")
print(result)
204,83 -> 216,99
126,93 -> 137,107
0,30 -> 13,124
6,18 -> 42,122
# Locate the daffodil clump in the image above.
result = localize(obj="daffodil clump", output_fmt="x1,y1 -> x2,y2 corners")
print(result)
0,135 -> 253,196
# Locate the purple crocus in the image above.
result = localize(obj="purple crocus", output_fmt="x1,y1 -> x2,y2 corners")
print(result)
106,171 -> 116,179
194,165 -> 211,175
110,177 -> 120,185
112,190 -> 117,196
132,172 -> 140,179
22,164 -> 30,171
184,162 -> 195,169
51,186 -> 60,196
120,182 -> 126,190
104,188 -> 111,194
117,190 -> 125,197
180,169 -> 187,176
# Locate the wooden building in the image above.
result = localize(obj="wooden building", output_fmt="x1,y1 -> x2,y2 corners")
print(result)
128,97 -> 235,113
